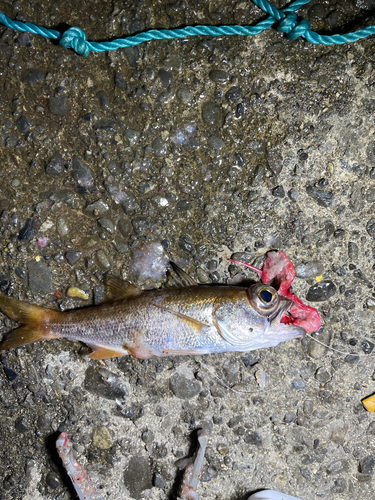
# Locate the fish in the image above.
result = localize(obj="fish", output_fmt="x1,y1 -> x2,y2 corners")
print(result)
0,252 -> 319,360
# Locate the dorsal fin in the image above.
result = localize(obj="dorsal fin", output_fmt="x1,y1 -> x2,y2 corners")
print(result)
166,262 -> 197,288
106,275 -> 142,300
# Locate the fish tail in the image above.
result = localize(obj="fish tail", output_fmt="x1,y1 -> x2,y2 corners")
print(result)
0,293 -> 61,350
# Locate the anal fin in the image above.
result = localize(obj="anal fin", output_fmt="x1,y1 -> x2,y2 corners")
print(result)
86,343 -> 129,359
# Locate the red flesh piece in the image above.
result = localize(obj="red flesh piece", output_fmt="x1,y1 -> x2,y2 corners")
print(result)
230,251 -> 322,333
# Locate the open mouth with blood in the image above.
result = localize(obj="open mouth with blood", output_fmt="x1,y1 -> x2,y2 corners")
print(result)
230,250 -> 322,334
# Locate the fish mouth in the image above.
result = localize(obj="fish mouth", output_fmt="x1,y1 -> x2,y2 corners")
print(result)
269,296 -> 307,340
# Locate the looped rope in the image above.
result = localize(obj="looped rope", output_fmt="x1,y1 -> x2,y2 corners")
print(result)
1,0 -> 375,57
59,27 -> 90,57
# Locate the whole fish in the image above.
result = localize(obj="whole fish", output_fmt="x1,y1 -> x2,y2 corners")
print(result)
0,260 -> 308,359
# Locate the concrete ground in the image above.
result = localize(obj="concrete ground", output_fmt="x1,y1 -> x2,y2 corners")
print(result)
1,0 -> 375,498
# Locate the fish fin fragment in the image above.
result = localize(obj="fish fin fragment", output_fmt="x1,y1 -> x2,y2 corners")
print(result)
152,303 -> 209,334
161,348 -> 212,356
0,292 -> 61,351
87,344 -> 129,359
105,275 -> 142,300
0,325 -> 57,350
166,262 -> 197,288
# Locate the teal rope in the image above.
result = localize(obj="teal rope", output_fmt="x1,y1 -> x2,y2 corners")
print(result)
1,0 -> 375,57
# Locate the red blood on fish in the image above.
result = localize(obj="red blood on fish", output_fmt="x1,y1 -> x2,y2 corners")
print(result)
261,250 -> 322,333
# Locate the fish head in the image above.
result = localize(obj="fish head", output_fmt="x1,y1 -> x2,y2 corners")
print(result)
246,282 -> 306,347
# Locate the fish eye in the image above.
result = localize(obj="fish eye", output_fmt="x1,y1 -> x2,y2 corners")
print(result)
259,289 -> 273,303
248,283 -> 279,316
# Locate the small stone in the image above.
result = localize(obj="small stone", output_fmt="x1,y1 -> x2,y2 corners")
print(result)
0,274 -> 12,294
300,468 -> 311,481
153,473 -> 164,489
216,443 -> 229,455
307,329 -> 332,359
3,366 -> 18,381
114,236 -> 128,254
272,185 -> 285,198
93,118 -> 117,130
306,281 -> 336,301
288,188 -> 299,201
37,414 -> 52,432
243,431 -> 262,446
85,199 -> 110,216
345,354 -> 359,365
96,90 -> 109,110
196,267 -> 211,284
65,251 -> 81,265
16,115 -> 30,133
169,373 -> 201,399
326,459 -> 348,475
118,217 -> 133,238
28,261 -> 52,294
209,70 -> 229,83
98,218 -> 115,234
124,129 -> 140,146
95,250 -> 111,270
348,242 -> 359,260
315,367 -> 331,383
46,473 -> 60,489
21,69 -> 45,83
72,156 -> 94,187
49,95 -> 71,116
176,88 -> 191,103
362,340 -> 374,354
201,466 -> 218,482
132,217 -> 151,235
92,426 -> 113,449
225,86 -> 242,101
291,379 -> 306,390
176,200 -> 191,211
266,148 -> 283,175
115,71 -> 126,88
303,400 -> 314,415
15,416 -> 28,433
306,186 -> 334,207
202,102 -> 223,127
158,69 -> 172,85
366,218 -> 375,238
141,430 -> 154,444
207,136 -> 224,150
123,457 -> 152,499
330,423 -> 348,445
46,152 -> 64,175
67,287 -> 89,300
18,218 -> 37,242
249,164 -> 266,187
152,138 -> 167,156
295,261 -> 324,278
56,217 -> 69,236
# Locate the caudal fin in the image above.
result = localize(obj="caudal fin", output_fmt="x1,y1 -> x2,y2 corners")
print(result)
0,293 -> 61,350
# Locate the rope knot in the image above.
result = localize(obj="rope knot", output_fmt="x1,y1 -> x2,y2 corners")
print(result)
277,13 -> 310,40
60,27 -> 90,57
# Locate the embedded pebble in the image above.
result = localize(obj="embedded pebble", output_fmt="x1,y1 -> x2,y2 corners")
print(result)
123,457 -> 152,499
209,70 -> 229,83
307,329 -> 332,359
243,431 -> 262,446
348,242 -> 359,260
295,261 -> 324,278
95,249 -> 111,270
152,138 -> 167,156
359,456 -> 375,474
306,281 -> 336,301
315,367 -> 331,383
72,156 -> 94,187
45,473 -> 60,489
49,95 -> 71,116
65,251 -> 81,265
46,152 -> 64,175
84,366 -> 128,400
37,414 -> 51,432
118,217 -> 133,238
27,261 -> 52,294
176,88 -> 191,103
202,102 -> 223,126
207,136 -> 224,150
98,218 -> 115,234
306,186 -> 334,207
92,426 -> 113,449
366,218 -> 375,238
18,219 -> 37,242
169,373 -> 201,400
16,115 -> 30,133
85,199 -> 110,216
272,185 -> 285,198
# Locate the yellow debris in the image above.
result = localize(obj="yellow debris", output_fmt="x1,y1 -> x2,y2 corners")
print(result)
315,275 -> 322,282
67,287 -> 90,300
35,256 -> 41,262
362,394 -> 375,413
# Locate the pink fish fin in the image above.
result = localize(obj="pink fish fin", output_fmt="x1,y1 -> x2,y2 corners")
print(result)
105,275 -> 142,300
86,343 -> 129,359
151,303 -> 209,334
166,262 -> 197,288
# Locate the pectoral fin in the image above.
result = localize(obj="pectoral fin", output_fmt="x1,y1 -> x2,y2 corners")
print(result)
105,275 -> 142,300
151,303 -> 209,334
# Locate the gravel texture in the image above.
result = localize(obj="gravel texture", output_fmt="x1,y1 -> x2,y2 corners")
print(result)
1,1 -> 375,500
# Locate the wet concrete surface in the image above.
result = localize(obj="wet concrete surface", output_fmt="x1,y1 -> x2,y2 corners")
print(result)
1,0 -> 375,498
